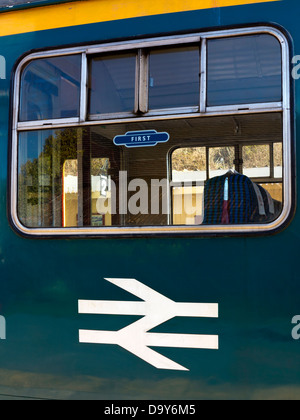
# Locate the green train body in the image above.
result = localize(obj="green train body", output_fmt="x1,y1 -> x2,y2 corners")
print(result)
0,0 -> 299,400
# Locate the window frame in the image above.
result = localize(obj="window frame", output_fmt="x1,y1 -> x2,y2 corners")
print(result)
10,25 -> 293,237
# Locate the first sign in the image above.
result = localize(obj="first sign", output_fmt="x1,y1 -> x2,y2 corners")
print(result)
113,130 -> 170,148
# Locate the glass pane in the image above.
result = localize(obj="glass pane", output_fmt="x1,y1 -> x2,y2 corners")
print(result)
172,147 -> 206,225
242,145 -> 270,177
172,147 -> 206,182
90,157 -> 112,227
62,157 -> 113,227
18,129 -> 72,227
207,34 -> 282,106
18,128 -> 120,228
148,46 -> 200,109
172,186 -> 204,225
19,55 -> 81,121
89,53 -> 136,115
274,142 -> 283,178
259,182 -> 282,203
63,159 -> 78,227
17,115 -> 283,229
209,146 -> 235,178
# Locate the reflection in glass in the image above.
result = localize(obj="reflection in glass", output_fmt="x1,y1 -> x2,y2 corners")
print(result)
243,144 -> 270,178
19,55 -> 81,121
171,147 -> 206,225
274,142 -> 283,178
207,34 -> 282,106
17,116 -> 283,229
172,147 -> 206,182
89,53 -> 136,115
209,146 -> 235,178
149,46 -> 200,109
18,128 -> 118,228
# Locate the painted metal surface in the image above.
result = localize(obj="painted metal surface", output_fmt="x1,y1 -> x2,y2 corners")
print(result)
0,0 -> 74,11
0,0 -> 299,400
0,0 -> 280,36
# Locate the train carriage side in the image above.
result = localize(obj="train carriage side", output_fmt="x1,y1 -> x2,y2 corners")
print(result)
0,0 -> 299,400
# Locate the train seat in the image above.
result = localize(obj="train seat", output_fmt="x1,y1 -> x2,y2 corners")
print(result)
201,170 -> 276,225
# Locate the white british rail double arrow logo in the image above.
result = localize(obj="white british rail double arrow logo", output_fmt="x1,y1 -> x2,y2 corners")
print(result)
78,278 -> 219,371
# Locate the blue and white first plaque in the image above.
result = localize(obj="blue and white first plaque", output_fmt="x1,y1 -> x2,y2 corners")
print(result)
113,130 -> 170,148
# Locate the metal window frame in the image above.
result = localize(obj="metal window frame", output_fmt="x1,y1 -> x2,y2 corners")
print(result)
10,25 -> 293,237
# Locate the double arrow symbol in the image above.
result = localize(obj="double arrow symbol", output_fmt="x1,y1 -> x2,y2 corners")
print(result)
79,278 -> 218,371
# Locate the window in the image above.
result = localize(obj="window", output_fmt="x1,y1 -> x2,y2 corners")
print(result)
19,55 -> 81,121
11,27 -> 292,236
18,127 -> 120,228
89,53 -> 136,115
206,34 -> 282,106
171,136 -> 283,226
148,46 -> 200,110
